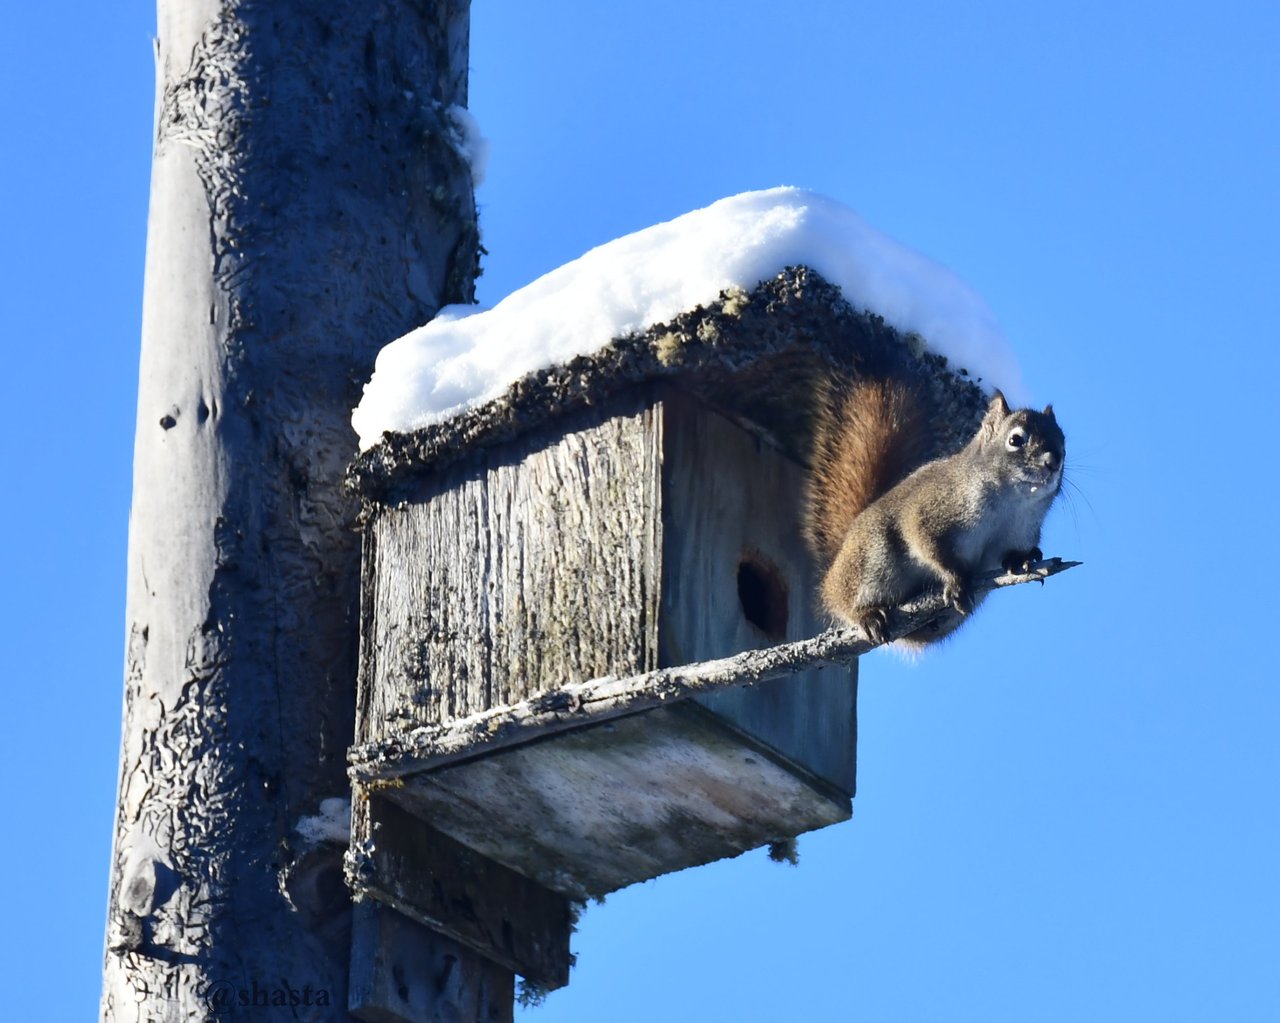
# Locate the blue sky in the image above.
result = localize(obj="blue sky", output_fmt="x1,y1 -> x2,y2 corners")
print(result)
3,1 -> 1278,1019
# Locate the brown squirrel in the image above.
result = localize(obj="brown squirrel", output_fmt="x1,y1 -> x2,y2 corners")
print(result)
804,376 -> 1065,647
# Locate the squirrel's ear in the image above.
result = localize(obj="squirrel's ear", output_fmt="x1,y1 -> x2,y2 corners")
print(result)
979,390 -> 1009,439
1043,403 -> 1056,420
981,390 -> 1010,430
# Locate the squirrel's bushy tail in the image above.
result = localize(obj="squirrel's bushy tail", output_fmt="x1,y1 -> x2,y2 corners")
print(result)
804,376 -> 930,563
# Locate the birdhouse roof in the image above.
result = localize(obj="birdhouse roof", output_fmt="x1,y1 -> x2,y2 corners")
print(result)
349,266 -> 988,502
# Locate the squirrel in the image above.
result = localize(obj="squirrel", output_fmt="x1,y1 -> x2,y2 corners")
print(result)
804,375 -> 1065,648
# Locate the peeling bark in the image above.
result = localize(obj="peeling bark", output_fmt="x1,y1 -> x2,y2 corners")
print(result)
103,2 -> 478,1020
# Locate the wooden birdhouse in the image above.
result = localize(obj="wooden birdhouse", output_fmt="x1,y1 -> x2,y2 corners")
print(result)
345,267 -> 988,998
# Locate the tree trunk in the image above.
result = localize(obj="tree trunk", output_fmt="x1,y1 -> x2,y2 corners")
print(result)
102,2 -> 487,1019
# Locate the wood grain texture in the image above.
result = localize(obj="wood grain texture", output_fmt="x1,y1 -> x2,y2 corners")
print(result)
358,395 -> 662,744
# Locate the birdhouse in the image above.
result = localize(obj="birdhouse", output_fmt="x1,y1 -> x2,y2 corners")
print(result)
345,268 -> 987,994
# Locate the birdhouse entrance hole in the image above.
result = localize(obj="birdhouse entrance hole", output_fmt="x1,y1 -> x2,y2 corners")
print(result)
737,551 -> 788,642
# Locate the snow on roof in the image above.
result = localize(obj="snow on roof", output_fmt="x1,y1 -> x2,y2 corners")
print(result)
352,187 -> 1021,451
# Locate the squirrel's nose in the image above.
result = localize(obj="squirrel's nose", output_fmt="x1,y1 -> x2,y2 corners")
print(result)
1042,452 -> 1057,470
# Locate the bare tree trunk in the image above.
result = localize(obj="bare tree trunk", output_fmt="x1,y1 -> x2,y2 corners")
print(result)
102,2 -> 482,1019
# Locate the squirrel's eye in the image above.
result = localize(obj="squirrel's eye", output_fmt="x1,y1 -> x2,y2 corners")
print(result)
1006,429 -> 1026,450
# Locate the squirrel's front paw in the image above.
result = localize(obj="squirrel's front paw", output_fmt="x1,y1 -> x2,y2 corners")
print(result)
943,577 -> 974,615
1001,547 -> 1043,575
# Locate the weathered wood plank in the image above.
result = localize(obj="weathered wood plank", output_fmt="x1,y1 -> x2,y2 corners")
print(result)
383,703 -> 850,900
661,392 -> 857,793
351,629 -> 859,781
356,395 -> 662,744
347,796 -> 573,991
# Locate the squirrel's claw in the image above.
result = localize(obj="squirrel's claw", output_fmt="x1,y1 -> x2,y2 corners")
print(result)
855,608 -> 889,646
1001,547 -> 1043,576
944,578 -> 974,616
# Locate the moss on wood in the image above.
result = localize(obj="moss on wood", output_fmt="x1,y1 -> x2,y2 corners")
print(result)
350,266 -> 988,504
